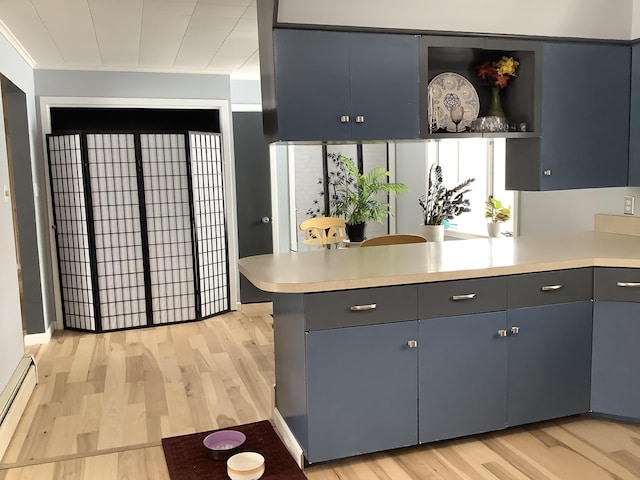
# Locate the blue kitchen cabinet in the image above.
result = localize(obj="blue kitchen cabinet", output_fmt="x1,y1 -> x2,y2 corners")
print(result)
306,320 -> 418,463
629,43 -> 640,185
419,311 -> 508,443
591,268 -> 640,419
507,301 -> 593,426
591,301 -> 640,418
270,29 -> 419,141
506,42 -> 630,190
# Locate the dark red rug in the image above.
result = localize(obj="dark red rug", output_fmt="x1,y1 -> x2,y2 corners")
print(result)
161,419 -> 307,480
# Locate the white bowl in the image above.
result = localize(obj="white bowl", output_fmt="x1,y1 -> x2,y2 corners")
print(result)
226,451 -> 265,480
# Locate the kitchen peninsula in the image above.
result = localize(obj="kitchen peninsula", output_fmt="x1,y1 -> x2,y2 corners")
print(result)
238,219 -> 640,466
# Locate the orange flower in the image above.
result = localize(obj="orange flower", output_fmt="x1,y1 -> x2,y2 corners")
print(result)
476,57 -> 519,89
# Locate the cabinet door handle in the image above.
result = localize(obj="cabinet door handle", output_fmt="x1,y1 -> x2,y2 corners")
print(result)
541,284 -> 563,291
617,282 -> 640,288
497,329 -> 508,337
407,340 -> 418,348
349,303 -> 377,311
355,115 -> 365,123
510,326 -> 520,334
452,293 -> 476,301
340,115 -> 350,123
543,169 -> 552,176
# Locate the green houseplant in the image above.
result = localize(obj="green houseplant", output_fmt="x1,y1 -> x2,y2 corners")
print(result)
485,196 -> 511,237
330,154 -> 408,242
418,164 -> 475,241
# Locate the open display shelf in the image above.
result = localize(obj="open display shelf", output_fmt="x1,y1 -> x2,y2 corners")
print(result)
419,36 -> 542,139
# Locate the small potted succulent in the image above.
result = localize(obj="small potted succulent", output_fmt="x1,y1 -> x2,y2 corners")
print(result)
418,164 -> 475,241
485,196 -> 512,237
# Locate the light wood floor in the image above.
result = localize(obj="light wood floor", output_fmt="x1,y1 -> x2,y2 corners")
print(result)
2,305 -> 640,479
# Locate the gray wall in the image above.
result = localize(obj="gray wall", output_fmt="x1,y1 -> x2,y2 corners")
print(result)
0,33 -> 36,394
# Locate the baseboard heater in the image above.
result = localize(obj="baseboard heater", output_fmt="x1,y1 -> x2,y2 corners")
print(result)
0,355 -> 37,460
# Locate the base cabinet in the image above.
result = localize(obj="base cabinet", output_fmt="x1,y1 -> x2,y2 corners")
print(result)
306,321 -> 418,463
591,301 -> 640,418
507,302 -> 593,426
419,312 -> 508,443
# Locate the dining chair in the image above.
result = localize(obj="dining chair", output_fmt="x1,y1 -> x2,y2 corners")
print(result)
299,217 -> 347,247
360,233 -> 428,247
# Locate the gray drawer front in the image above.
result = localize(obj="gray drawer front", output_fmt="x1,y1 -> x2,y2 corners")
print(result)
418,277 -> 507,319
508,268 -> 593,309
304,285 -> 418,331
594,267 -> 640,302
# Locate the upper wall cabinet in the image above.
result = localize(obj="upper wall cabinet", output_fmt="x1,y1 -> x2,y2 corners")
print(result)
263,29 -> 420,142
629,43 -> 640,185
506,42 -> 630,191
419,36 -> 542,139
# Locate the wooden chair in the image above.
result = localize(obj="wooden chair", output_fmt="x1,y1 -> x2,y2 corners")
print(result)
299,217 -> 347,247
360,233 -> 428,247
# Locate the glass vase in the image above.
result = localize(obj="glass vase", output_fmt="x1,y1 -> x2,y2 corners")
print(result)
487,87 -> 505,117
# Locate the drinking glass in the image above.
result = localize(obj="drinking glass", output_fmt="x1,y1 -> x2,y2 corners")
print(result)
450,105 -> 464,132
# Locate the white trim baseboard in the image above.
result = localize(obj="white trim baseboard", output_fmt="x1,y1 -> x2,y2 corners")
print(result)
273,407 -> 305,469
24,321 -> 54,346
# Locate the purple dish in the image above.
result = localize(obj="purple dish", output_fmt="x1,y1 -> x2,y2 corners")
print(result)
203,430 -> 247,461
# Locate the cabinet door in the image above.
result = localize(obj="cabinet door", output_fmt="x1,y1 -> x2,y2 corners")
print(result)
592,301 -> 640,418
507,301 -> 592,426
539,42 -> 629,189
349,32 -> 420,140
273,29 -> 351,141
306,321 -> 418,463
630,44 -> 640,185
419,312 -> 508,443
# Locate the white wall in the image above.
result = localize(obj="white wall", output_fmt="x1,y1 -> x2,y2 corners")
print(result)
633,0 -> 640,39
395,142 -> 428,235
0,35 -> 35,393
519,188 -> 640,235
278,0 -> 633,40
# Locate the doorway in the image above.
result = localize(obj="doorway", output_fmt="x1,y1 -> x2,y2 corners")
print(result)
39,97 -> 239,331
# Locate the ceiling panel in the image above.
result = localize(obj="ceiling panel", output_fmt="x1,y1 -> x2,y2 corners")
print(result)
89,0 -> 142,66
0,0 -> 262,78
31,0 -> 101,65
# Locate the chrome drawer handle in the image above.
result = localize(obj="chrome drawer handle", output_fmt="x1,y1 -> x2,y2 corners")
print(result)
407,340 -> 418,348
541,284 -> 563,291
498,329 -> 508,337
350,303 -> 377,311
617,282 -> 640,288
340,115 -> 350,123
452,293 -> 476,301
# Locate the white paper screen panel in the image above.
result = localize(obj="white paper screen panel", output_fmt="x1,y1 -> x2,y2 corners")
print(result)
47,134 -> 96,331
190,132 -> 229,318
86,133 -> 147,331
140,133 -> 196,325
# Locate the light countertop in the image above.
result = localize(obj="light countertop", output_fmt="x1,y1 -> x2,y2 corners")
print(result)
238,230 -> 640,293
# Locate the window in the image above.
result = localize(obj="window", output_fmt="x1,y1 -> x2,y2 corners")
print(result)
435,138 -> 515,237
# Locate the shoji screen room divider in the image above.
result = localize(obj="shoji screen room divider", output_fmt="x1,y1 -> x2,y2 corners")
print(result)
47,132 -> 229,332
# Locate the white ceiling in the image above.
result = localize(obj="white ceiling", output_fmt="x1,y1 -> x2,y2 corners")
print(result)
0,0 -> 260,79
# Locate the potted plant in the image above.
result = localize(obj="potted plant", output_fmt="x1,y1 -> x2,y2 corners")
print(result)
418,164 -> 475,241
485,196 -> 511,237
330,154 -> 408,242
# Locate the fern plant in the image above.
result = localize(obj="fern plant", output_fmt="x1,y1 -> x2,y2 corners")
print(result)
330,154 -> 408,225
419,164 -> 475,225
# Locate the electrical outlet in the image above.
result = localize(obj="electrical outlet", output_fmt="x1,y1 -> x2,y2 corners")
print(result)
624,195 -> 635,215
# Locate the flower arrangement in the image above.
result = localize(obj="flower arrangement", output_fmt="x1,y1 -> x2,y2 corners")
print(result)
476,56 -> 520,89
419,164 -> 475,226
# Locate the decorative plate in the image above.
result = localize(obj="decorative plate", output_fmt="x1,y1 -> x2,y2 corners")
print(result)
427,72 -> 480,133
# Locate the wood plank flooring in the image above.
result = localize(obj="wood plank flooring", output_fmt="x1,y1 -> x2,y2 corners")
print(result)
2,304 -> 640,479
